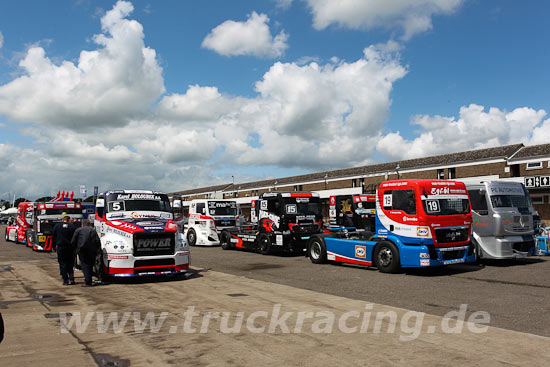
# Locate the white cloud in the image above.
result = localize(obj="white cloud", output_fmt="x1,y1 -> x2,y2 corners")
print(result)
202,11 -> 288,58
0,0 -> 164,129
376,104 -> 548,160
275,0 -> 293,10
305,0 -> 462,40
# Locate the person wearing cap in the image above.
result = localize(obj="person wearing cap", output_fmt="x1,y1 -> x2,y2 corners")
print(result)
52,215 -> 77,285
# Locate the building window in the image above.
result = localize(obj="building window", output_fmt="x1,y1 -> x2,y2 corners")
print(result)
352,179 -> 357,188
526,162 -> 543,170
531,195 -> 544,205
448,168 -> 456,179
437,169 -> 445,180
294,185 -> 298,191
510,164 -> 520,177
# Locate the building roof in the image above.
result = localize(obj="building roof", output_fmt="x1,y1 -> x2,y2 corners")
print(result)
172,143 -> 525,196
509,143 -> 550,160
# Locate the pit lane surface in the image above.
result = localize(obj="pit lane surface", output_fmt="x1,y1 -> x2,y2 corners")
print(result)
1,226 -> 549,339
189,244 -> 550,337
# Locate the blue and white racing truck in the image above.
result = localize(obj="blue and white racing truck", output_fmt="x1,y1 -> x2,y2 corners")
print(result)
308,179 -> 476,273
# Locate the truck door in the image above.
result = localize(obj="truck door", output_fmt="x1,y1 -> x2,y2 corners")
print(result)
468,188 -> 491,237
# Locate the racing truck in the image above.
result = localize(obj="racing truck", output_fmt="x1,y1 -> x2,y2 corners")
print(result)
466,180 -> 536,259
329,194 -> 376,231
307,179 -> 476,273
92,190 -> 190,279
185,199 -> 241,246
4,202 -> 34,244
26,201 -> 83,251
219,192 -> 323,255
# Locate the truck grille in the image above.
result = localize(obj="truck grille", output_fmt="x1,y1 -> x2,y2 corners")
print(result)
133,233 -> 175,257
435,227 -> 468,244
510,216 -> 531,231
291,223 -> 320,234
215,219 -> 236,228
442,250 -> 466,260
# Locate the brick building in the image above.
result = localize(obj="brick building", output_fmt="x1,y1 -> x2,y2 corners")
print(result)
171,143 -> 550,222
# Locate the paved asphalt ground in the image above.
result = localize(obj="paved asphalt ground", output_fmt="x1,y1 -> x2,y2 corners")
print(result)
2,225 -> 549,338
189,244 -> 550,338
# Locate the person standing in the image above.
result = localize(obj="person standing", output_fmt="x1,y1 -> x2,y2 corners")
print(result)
71,219 -> 100,287
52,216 -> 77,285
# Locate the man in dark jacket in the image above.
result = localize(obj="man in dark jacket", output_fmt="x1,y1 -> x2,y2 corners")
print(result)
71,219 -> 100,287
52,215 -> 77,285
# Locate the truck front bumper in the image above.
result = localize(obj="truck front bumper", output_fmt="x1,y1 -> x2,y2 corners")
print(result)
400,244 -> 476,267
103,251 -> 190,277
476,236 -> 535,259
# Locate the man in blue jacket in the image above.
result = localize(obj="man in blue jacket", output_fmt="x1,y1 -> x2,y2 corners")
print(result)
52,215 -> 77,285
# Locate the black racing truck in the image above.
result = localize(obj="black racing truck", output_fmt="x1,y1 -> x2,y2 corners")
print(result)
219,192 -> 323,255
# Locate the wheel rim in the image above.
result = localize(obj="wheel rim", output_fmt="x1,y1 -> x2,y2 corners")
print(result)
311,242 -> 321,260
378,247 -> 393,267
188,231 -> 195,244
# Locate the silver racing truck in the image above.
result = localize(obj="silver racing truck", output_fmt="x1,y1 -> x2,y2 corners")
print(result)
466,181 -> 536,259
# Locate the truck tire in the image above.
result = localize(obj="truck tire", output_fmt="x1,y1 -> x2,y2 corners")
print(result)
187,228 -> 197,246
220,231 -> 232,250
374,241 -> 401,273
4,231 -> 8,242
93,251 -> 106,283
258,233 -> 272,255
308,238 -> 327,264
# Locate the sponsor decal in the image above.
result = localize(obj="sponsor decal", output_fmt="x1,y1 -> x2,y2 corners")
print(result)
355,245 -> 367,259
131,212 -> 157,219
330,196 -> 335,205
417,227 -> 430,237
473,219 -> 488,226
443,258 -> 466,265
420,259 -> 430,266
327,253 -> 336,261
117,193 -> 162,200
106,227 -> 132,238
137,221 -> 163,226
136,238 -> 172,251
420,253 -> 430,259
276,235 -> 283,246
430,187 -> 450,195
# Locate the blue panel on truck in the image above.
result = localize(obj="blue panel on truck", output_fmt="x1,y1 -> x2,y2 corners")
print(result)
324,237 -> 376,266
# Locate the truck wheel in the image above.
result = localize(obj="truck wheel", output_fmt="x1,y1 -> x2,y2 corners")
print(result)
93,252 -> 106,283
220,231 -> 232,250
374,241 -> 401,273
187,228 -> 197,246
258,234 -> 272,255
4,231 -> 8,242
308,238 -> 327,264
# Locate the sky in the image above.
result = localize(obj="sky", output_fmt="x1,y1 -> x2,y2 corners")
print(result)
0,0 -> 549,200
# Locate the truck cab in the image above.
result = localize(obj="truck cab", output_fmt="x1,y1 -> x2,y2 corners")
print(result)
93,190 -> 190,278
467,181 -> 536,259
329,194 -> 376,231
221,192 -> 323,255
4,202 -> 34,244
185,199 -> 240,246
307,180 -> 475,273
27,201 -> 82,251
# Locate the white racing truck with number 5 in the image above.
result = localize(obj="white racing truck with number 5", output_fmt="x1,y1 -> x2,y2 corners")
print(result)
93,190 -> 190,280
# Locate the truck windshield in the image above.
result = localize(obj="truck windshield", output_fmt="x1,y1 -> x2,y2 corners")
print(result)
106,193 -> 171,212
208,201 -> 238,216
283,197 -> 321,216
490,195 -> 530,209
39,208 -> 82,215
422,198 -> 470,216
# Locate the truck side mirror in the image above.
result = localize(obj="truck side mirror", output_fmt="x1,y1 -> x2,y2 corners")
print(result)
173,200 -> 182,209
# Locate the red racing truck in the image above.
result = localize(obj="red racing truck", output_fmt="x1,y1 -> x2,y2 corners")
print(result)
4,202 -> 34,244
26,201 -> 83,251
308,179 -> 475,273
